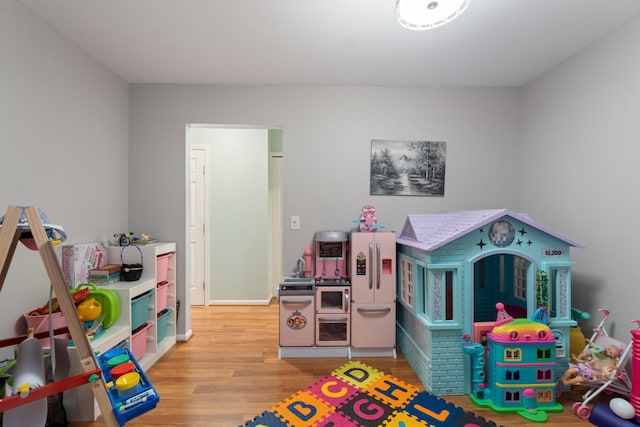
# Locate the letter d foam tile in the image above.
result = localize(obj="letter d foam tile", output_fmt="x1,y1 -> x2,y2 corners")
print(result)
331,360 -> 383,389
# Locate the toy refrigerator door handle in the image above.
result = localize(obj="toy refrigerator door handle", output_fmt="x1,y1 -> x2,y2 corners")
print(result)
376,242 -> 381,290
369,242 -> 373,290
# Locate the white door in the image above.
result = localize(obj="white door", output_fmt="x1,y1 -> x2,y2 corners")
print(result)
190,146 -> 208,305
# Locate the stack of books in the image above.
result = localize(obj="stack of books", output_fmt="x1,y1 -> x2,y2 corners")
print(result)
88,263 -> 122,284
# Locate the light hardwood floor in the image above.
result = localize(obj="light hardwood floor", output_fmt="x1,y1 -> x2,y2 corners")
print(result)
69,301 -> 604,427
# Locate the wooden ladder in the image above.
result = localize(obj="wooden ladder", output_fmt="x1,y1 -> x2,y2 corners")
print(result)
0,205 -> 118,426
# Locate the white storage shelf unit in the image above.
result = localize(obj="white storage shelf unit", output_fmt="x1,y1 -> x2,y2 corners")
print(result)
66,242 -> 176,421
105,242 -> 177,369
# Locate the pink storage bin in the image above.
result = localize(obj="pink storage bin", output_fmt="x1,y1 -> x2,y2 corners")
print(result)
156,253 -> 172,284
156,281 -> 172,313
23,310 -> 69,347
130,322 -> 152,361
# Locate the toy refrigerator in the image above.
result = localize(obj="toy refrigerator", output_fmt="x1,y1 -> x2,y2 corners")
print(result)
349,231 -> 396,350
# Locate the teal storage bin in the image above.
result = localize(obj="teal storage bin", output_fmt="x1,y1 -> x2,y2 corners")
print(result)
131,290 -> 153,331
157,308 -> 172,342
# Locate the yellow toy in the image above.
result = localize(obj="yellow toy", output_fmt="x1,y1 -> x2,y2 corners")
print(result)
569,307 -> 591,358
76,297 -> 102,322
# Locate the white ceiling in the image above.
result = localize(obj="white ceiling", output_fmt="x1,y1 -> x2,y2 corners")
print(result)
18,0 -> 640,87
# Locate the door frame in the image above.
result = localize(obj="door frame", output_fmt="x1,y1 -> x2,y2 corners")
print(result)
186,124 -> 282,306
190,143 -> 210,305
269,152 -> 283,299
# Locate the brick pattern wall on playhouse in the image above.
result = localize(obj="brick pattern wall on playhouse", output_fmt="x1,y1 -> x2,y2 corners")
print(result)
396,302 -> 467,396
430,330 -> 466,395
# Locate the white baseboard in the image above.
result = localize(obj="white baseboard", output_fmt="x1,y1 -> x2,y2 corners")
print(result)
208,299 -> 272,305
177,328 -> 193,342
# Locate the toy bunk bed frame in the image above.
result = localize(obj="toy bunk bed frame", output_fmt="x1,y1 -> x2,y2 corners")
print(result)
0,205 -> 119,427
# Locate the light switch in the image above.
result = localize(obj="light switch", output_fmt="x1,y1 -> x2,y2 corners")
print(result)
291,215 -> 300,230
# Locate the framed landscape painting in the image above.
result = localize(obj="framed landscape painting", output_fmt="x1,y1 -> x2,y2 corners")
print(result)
370,139 -> 446,196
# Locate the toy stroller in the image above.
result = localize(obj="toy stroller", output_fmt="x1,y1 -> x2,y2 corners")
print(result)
564,309 -> 632,419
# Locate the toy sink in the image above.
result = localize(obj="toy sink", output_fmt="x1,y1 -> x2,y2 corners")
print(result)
278,277 -> 315,297
279,277 -> 314,284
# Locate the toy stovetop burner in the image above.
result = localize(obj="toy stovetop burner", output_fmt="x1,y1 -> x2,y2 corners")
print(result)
314,231 -> 349,283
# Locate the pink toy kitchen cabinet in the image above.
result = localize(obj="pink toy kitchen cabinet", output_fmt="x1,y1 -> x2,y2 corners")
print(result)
349,231 -> 396,356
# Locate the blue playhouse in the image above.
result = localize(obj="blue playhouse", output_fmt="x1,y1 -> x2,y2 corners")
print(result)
394,209 -> 582,401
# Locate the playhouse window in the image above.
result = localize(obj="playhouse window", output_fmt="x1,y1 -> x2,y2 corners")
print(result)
504,348 -> 521,361
537,389 -> 553,402
504,390 -> 521,402
549,268 -> 557,317
549,267 -> 570,319
513,256 -> 528,300
505,370 -> 520,381
444,271 -> 453,320
536,369 -> 553,381
552,329 -> 567,358
422,264 -> 461,328
400,258 -> 414,309
431,270 -> 455,321
536,348 -> 552,360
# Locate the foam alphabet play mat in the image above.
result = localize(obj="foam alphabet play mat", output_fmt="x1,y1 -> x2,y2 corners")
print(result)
242,361 -> 503,427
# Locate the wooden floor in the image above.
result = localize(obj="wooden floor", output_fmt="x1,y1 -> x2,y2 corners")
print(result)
69,301 -> 602,427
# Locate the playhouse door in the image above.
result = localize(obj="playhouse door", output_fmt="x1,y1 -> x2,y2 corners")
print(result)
473,254 -> 529,323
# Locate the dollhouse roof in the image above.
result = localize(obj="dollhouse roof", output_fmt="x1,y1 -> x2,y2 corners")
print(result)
397,208 -> 582,251
490,318 -> 555,344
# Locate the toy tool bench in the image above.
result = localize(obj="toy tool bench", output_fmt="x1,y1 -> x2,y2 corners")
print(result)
0,205 -> 158,426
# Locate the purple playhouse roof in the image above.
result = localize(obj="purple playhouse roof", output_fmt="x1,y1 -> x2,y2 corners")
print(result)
397,209 -> 582,251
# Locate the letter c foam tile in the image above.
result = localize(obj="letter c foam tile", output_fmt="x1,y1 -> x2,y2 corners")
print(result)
306,375 -> 360,408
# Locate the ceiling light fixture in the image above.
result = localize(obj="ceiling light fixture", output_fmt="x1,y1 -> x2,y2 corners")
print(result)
396,0 -> 470,31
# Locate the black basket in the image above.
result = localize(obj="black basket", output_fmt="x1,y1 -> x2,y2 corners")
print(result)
120,245 -> 143,281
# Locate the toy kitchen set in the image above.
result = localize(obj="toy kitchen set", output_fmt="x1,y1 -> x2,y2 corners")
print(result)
278,224 -> 397,359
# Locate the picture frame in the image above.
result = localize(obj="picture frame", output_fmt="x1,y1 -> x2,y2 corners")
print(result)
370,139 -> 446,196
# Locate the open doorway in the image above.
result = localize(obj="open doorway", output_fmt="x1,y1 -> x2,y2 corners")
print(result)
470,253 -> 533,381
187,125 -> 283,305
473,253 -> 532,322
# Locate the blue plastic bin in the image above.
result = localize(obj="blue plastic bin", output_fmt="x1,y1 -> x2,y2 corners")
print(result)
156,308 -> 172,342
97,347 -> 159,426
131,290 -> 153,331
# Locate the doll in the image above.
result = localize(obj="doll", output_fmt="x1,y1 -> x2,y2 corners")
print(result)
561,345 -> 621,386
578,340 -> 606,360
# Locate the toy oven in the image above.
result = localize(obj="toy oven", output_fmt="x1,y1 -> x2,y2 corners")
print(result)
315,285 -> 350,346
316,314 -> 350,346
315,286 -> 350,314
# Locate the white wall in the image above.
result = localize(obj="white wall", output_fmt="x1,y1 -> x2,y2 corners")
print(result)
12,0 -> 638,342
0,0 -> 129,340
521,15 -> 640,333
129,84 -> 522,337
